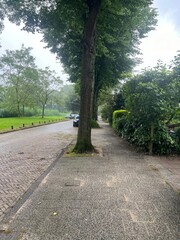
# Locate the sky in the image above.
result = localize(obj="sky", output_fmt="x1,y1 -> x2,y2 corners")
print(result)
136,0 -> 180,71
0,0 -> 180,80
0,20 -> 69,83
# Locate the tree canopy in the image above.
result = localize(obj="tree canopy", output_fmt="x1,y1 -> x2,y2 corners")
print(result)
0,45 -> 63,117
3,0 -> 157,152
0,45 -> 37,116
121,60 -> 180,154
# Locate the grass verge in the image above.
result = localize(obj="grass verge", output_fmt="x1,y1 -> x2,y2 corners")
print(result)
0,116 -> 66,132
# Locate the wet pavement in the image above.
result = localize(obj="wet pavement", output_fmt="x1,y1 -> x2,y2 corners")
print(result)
0,120 -> 75,222
0,122 -> 179,240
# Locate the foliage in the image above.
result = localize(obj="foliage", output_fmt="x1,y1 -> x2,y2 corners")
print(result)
35,67 -> 63,118
0,1 -> 5,33
175,128 -> 180,146
61,84 -> 80,113
101,104 -> 113,123
121,62 -> 180,154
0,45 -> 65,117
91,119 -> 100,128
112,109 -> 128,136
100,87 -> 126,125
0,45 -> 38,116
122,119 -> 177,154
171,51 -> 180,110
0,109 -> 18,118
153,123 -> 178,155
3,0 -> 157,152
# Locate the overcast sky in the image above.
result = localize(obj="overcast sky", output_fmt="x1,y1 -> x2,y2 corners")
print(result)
136,0 -> 180,71
0,0 -> 179,81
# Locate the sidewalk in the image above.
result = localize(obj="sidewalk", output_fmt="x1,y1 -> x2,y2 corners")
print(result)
146,154 -> 180,193
0,122 -> 179,240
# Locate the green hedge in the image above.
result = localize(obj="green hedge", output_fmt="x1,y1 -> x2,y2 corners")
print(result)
112,110 -> 128,135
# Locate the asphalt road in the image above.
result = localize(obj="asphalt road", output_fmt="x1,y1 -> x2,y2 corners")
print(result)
0,120 -> 76,222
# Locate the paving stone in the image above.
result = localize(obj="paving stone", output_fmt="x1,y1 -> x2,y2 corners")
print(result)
0,121 -> 179,239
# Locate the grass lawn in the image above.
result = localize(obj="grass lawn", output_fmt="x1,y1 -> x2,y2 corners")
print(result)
0,116 -> 66,132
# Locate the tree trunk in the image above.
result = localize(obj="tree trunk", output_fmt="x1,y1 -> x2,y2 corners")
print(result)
92,89 -> 99,120
92,56 -> 105,120
22,104 -> 25,116
74,0 -> 101,153
42,104 -> 45,118
15,86 -> 21,117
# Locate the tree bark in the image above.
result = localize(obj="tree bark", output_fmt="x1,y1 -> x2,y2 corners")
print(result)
15,87 -> 21,117
22,104 -> 25,116
92,56 -> 105,120
74,0 -> 101,153
92,88 -> 99,120
42,104 -> 45,118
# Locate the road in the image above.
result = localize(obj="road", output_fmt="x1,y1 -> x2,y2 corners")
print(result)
0,120 -> 76,222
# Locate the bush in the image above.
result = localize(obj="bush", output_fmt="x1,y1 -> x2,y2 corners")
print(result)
23,108 -> 39,117
122,118 -> 178,154
174,109 -> 180,121
91,120 -> 100,128
153,123 -> 177,155
101,106 -> 113,124
175,128 -> 180,152
112,110 -> 128,135
123,117 -> 150,151
0,109 -> 18,118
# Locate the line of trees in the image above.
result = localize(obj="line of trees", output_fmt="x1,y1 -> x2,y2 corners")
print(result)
0,45 -> 64,118
2,0 -> 157,152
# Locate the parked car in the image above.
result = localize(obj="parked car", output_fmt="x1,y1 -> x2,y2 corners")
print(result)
73,115 -> 79,127
65,113 -> 77,119
65,114 -> 72,119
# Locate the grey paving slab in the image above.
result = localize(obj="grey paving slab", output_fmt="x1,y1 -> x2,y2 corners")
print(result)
0,122 -> 179,240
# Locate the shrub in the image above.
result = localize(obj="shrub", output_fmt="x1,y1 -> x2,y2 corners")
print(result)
112,110 -> 128,135
101,105 -> 113,124
153,123 -> 177,155
91,119 -> 100,128
0,109 -> 18,118
123,117 -> 150,151
174,109 -> 180,121
175,128 -> 180,152
123,118 -> 178,154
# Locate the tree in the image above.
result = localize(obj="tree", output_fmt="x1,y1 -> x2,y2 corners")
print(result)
91,2 -> 157,120
99,83 -> 125,125
171,51 -> 180,104
36,67 -> 63,118
62,84 -> 80,113
0,85 -> 5,111
0,1 -> 5,33
4,0 -> 157,152
0,44 -> 38,116
122,63 -> 179,154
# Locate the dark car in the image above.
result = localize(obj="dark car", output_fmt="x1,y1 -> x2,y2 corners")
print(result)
73,115 -> 79,127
